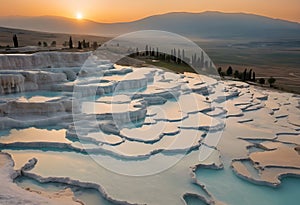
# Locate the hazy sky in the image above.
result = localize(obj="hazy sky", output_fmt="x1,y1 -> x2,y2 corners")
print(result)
0,0 -> 300,23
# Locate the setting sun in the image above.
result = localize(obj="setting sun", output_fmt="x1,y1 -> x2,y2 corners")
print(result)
76,12 -> 83,20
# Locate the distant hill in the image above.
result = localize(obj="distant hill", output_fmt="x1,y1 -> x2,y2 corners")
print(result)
0,12 -> 300,40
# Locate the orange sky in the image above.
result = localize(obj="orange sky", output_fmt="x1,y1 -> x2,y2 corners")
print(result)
0,0 -> 300,23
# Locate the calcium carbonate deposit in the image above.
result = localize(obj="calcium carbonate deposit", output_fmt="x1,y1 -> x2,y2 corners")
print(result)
0,51 -> 299,205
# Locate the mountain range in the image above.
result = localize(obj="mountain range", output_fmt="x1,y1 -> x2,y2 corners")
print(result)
0,11 -> 300,40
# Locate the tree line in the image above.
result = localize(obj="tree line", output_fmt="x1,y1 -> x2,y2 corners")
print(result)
218,66 -> 276,87
10,34 -> 99,50
130,44 -> 276,88
129,45 -> 213,69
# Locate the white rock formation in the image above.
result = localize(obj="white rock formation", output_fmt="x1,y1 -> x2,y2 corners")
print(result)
0,152 -> 82,205
0,52 -> 90,70
0,74 -> 25,94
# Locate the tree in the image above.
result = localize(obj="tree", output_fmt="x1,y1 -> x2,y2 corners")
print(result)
151,48 -> 155,57
259,78 -> 265,85
217,67 -> 222,75
248,69 -> 252,81
85,41 -> 89,48
197,57 -> 201,67
191,53 -> 196,66
69,36 -> 73,49
165,54 -> 170,62
51,41 -> 56,47
204,60 -> 208,69
13,34 -> 18,48
177,49 -> 181,63
233,70 -> 240,78
145,45 -> 149,56
252,72 -> 256,82
78,41 -> 82,49
226,66 -> 233,76
92,42 -> 98,50
200,51 -> 204,68
38,41 -> 42,46
267,77 -> 276,87
242,69 -> 247,81
173,48 -> 176,61
43,42 -> 48,47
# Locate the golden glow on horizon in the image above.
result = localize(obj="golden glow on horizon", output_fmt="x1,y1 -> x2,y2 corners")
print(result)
0,0 -> 299,23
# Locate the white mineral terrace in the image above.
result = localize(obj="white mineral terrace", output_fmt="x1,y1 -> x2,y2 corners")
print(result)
0,52 -> 299,205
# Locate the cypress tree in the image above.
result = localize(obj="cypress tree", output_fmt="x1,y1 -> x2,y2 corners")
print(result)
177,49 -> 181,63
200,51 -> 204,68
197,57 -> 201,67
249,69 -> 253,81
242,69 -> 247,81
191,54 -> 194,65
78,41 -> 82,49
69,36 -> 73,49
145,45 -> 148,56
204,60 -> 208,68
173,48 -> 176,61
13,34 -> 19,48
193,53 -> 197,66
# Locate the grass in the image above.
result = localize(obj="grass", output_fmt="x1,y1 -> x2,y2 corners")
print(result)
134,55 -> 300,95
142,58 -> 195,73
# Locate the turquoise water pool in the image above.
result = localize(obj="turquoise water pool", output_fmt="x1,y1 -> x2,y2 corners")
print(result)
196,164 -> 300,205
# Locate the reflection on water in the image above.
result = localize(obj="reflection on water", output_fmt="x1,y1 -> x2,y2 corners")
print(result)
0,127 -> 69,144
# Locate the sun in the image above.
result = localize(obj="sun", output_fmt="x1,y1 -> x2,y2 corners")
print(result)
76,12 -> 83,20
